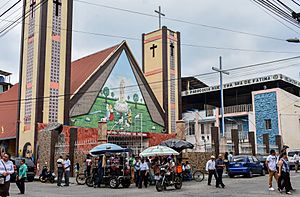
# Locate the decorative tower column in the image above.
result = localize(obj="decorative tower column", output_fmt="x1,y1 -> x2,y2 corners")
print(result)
17,0 -> 73,157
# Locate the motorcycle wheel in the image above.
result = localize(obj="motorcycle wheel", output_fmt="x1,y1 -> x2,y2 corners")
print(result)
174,176 -> 182,189
85,177 -> 94,187
76,174 -> 86,185
156,180 -> 164,192
39,175 -> 46,183
109,177 -> 119,189
193,170 -> 205,182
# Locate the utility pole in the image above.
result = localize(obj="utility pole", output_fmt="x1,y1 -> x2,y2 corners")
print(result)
154,6 -> 165,29
212,56 -> 229,137
140,113 -> 143,153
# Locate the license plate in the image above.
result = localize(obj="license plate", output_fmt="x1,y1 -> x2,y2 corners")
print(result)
235,164 -> 240,167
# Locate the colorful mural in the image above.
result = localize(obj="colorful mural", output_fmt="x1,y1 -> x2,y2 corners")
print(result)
71,51 -> 163,133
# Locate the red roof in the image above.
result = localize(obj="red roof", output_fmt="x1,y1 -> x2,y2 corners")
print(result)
0,84 -> 19,139
0,43 -> 121,140
70,44 -> 119,94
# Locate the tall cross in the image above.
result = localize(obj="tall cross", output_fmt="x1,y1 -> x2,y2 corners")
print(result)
30,0 -> 36,18
170,43 -> 174,56
150,44 -> 157,58
53,0 -> 62,16
154,6 -> 165,29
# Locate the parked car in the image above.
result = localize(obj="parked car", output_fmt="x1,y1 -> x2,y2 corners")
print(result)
256,155 -> 268,174
10,157 -> 36,182
288,150 -> 300,170
228,155 -> 265,178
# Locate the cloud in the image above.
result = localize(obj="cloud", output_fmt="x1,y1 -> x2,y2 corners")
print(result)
1,0 -> 300,85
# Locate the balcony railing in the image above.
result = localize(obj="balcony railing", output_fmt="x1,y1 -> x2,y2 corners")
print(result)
222,104 -> 253,114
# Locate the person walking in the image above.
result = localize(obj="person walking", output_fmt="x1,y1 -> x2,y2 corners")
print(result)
134,157 -> 141,187
85,155 -> 92,177
206,155 -> 217,186
139,158 -> 149,188
95,156 -> 104,188
215,154 -> 225,188
57,155 -> 64,187
293,152 -> 299,173
63,155 -> 71,186
16,158 -> 27,194
0,153 -> 14,197
228,152 -> 233,162
266,149 -> 278,191
278,152 -> 292,195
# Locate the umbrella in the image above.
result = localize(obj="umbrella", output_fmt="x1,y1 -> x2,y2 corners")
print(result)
89,143 -> 131,155
139,145 -> 179,157
160,138 -> 194,152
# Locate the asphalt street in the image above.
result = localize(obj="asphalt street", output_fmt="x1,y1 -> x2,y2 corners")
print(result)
8,172 -> 300,197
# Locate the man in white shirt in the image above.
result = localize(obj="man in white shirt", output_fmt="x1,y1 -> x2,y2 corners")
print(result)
206,155 -> 217,186
64,155 -> 71,186
293,152 -> 300,173
266,149 -> 278,191
139,158 -> 149,188
57,155 -> 64,187
0,153 -> 14,197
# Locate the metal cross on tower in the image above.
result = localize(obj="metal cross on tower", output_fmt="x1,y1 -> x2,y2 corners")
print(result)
154,6 -> 165,29
53,0 -> 62,16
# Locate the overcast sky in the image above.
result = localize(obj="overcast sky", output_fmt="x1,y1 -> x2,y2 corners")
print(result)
1,0 -> 300,85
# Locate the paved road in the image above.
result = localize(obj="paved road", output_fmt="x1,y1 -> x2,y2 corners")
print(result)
9,172 -> 300,197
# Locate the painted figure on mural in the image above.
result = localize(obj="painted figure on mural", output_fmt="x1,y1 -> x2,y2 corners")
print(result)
22,142 -> 33,161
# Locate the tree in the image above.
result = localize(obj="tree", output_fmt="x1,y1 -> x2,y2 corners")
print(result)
103,87 -> 110,103
133,93 -> 139,109
111,92 -> 115,98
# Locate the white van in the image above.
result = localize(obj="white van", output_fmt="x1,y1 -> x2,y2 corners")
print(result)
288,150 -> 300,169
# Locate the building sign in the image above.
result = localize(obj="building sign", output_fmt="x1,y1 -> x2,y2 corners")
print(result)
107,131 -> 148,137
182,74 -> 300,96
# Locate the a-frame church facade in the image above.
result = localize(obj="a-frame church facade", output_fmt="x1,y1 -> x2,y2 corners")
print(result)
69,41 -> 166,133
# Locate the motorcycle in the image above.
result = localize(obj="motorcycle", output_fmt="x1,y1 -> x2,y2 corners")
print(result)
155,165 -> 182,192
39,166 -> 56,183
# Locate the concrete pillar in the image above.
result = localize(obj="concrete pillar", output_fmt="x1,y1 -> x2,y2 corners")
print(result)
98,121 -> 108,144
248,131 -> 256,156
211,127 -> 219,156
176,120 -> 186,140
263,133 -> 269,154
231,129 -> 239,155
69,127 -> 77,176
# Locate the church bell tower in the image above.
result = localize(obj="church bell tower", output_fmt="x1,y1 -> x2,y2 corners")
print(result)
142,26 -> 182,133
17,0 -> 73,157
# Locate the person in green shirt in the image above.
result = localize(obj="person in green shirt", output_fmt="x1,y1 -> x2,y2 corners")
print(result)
16,158 -> 27,194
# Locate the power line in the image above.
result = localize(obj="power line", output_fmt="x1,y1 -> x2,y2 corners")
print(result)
0,0 -> 21,18
0,0 -> 13,12
1,17 -> 299,54
1,55 -> 300,105
74,0 -> 287,42
250,0 -> 300,35
0,0 -> 48,37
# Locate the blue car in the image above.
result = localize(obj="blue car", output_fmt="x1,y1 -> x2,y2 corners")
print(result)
228,155 -> 265,178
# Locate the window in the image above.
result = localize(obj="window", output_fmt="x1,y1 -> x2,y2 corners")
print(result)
188,122 -> 195,135
237,123 -> 243,131
211,123 -> 215,128
201,124 -> 204,134
248,157 -> 254,163
252,157 -> 258,162
265,119 -> 272,130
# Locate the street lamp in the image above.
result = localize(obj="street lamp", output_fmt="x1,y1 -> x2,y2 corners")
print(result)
286,38 -> 300,43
